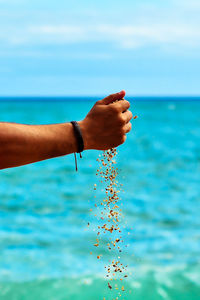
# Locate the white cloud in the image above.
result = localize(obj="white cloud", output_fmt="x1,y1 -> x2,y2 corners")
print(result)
98,24 -> 200,49
175,0 -> 200,9
34,25 -> 84,36
5,23 -> 198,51
0,0 -> 200,53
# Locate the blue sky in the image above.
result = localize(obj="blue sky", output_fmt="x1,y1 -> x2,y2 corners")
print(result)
0,0 -> 200,96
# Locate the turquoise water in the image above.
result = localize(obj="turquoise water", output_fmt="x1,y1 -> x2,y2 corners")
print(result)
0,99 -> 200,300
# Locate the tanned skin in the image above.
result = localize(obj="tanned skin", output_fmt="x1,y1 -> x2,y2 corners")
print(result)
0,91 -> 132,170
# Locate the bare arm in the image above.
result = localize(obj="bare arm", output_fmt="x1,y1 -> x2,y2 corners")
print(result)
0,122 -> 77,169
0,91 -> 132,170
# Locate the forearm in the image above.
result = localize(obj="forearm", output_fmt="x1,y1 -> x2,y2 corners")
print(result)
0,91 -> 132,170
0,122 -> 77,169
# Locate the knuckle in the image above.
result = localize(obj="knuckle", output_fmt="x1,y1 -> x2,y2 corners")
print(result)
125,100 -> 130,109
118,115 -> 125,125
126,123 -> 132,133
129,111 -> 133,119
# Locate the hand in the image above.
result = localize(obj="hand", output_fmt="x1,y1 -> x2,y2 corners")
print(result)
78,90 -> 133,150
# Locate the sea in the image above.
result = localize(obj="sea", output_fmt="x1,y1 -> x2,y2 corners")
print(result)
0,97 -> 200,300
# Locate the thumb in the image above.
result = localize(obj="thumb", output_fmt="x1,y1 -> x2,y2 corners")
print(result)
99,90 -> 126,105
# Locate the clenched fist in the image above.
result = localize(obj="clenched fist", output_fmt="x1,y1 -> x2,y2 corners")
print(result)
78,90 -> 133,150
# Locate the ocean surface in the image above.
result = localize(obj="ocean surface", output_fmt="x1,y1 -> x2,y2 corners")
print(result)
0,98 -> 200,300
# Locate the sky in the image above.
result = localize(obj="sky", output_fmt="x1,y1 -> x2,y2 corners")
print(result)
0,0 -> 200,96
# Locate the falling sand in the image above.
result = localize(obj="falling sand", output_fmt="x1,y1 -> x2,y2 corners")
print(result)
90,101 -> 138,299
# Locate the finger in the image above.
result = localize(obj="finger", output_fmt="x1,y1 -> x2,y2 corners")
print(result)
123,122 -> 132,133
111,100 -> 130,112
99,90 -> 126,105
122,110 -> 133,123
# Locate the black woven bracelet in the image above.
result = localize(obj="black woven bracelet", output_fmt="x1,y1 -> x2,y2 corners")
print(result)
71,121 -> 84,153
70,121 -> 84,171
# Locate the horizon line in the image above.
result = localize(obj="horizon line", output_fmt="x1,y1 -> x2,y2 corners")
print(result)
0,95 -> 200,101
0,94 -> 200,99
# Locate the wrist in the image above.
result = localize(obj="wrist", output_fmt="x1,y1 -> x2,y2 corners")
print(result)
68,123 -> 79,153
77,120 -> 91,150
56,123 -> 78,155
